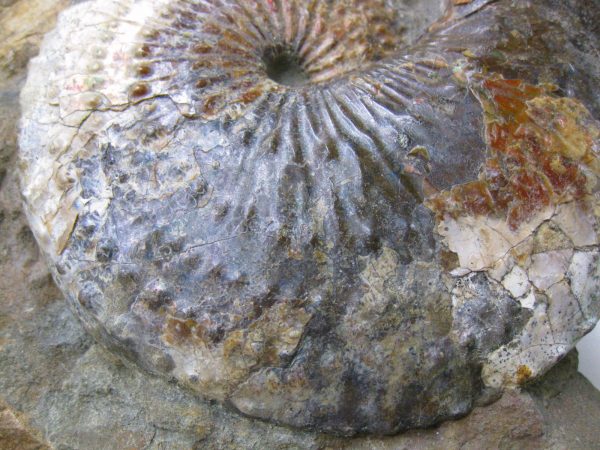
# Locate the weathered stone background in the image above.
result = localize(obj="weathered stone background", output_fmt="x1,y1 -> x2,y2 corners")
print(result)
1,1 -> 599,448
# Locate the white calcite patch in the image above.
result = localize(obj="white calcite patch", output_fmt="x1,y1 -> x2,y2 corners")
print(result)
482,301 -> 570,388
502,265 -> 530,298
553,201 -> 598,247
481,212 -> 599,388
439,198 -> 599,389
519,290 -> 536,309
527,249 -> 572,291
546,281 -> 585,342
569,251 -> 600,319
438,208 -> 554,271
489,257 -> 514,282
345,247 -> 400,325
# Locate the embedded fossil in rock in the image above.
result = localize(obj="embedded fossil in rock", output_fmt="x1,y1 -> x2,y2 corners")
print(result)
18,0 -> 600,436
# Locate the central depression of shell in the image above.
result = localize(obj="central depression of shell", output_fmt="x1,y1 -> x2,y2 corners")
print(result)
129,0 -> 437,113
18,0 -> 600,436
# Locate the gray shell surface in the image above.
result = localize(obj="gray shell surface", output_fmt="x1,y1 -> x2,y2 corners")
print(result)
18,0 -> 600,435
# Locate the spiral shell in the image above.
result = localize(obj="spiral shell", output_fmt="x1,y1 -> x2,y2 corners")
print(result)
18,0 -> 600,434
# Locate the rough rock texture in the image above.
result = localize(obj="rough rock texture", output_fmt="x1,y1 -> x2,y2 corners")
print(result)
0,401 -> 50,450
13,0 -> 600,436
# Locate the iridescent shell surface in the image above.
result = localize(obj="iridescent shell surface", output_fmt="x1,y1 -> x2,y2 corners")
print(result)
18,0 -> 600,435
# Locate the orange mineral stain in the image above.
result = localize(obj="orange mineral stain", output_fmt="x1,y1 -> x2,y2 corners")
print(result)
427,77 -> 599,230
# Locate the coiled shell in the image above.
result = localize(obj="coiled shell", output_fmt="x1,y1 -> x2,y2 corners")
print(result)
19,0 -> 600,434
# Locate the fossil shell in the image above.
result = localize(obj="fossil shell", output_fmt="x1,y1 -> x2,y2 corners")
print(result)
18,0 -> 600,435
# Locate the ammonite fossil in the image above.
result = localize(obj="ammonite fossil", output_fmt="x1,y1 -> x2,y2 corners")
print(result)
18,0 -> 600,435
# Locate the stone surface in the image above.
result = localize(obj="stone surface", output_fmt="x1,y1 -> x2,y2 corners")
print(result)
2,0 -> 600,444
0,401 -> 49,450
13,0 -> 600,435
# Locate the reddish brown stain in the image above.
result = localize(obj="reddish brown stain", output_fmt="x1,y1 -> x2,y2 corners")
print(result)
136,64 -> 152,77
164,317 -> 212,346
136,44 -> 151,58
130,82 -> 149,98
193,43 -> 212,54
195,79 -> 209,89
164,317 -> 193,345
240,89 -> 262,104
427,77 -> 599,230
203,95 -> 220,115
516,364 -> 533,384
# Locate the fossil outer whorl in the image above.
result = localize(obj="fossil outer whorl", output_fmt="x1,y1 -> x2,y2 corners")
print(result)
18,0 -> 600,435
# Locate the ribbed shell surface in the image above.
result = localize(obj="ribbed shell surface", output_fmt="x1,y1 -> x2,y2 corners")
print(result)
18,0 -> 600,434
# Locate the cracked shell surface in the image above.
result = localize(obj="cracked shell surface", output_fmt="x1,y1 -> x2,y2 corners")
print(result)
18,0 -> 600,435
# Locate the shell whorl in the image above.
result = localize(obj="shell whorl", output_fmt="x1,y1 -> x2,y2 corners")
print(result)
18,0 -> 600,435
